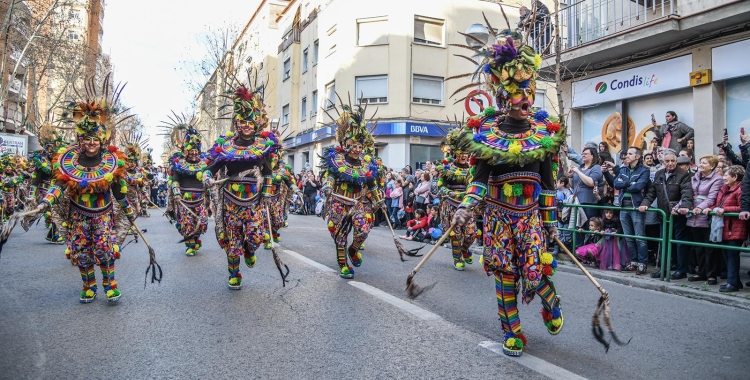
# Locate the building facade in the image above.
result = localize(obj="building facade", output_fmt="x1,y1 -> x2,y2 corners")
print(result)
549,0 -> 750,160
274,0 -> 524,173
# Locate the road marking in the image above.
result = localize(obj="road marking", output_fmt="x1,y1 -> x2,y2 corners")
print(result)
279,243 -> 586,380
279,247 -> 337,273
349,281 -> 443,322
479,341 -> 588,380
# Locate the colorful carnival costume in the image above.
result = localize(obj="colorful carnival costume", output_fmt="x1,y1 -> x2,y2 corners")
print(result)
319,102 -> 385,279
451,28 -> 566,357
0,155 -> 26,222
22,124 -> 68,243
263,149 -> 300,250
436,131 -> 477,270
203,85 -> 280,290
115,134 -> 153,246
165,116 -> 209,256
35,81 -> 136,303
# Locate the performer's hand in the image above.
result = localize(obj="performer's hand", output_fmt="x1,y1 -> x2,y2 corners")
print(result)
452,207 -> 470,226
204,178 -> 216,188
545,225 -> 558,240
740,211 -> 750,220
127,214 -> 136,224
35,203 -> 49,214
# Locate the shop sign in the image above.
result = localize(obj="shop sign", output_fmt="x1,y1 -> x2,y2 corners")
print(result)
572,55 -> 692,108
0,133 -> 27,156
712,39 -> 750,81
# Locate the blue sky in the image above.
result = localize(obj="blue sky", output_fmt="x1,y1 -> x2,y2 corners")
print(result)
102,0 -> 259,164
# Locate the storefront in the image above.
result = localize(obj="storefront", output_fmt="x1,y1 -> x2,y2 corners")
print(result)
713,38 -> 750,149
572,55 -> 694,158
283,120 -> 449,174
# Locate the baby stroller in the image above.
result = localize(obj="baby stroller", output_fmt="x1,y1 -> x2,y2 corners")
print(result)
315,196 -> 325,216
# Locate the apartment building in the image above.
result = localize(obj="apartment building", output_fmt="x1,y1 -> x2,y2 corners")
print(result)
548,0 -> 750,160
273,0 -> 530,173
0,1 -> 31,134
195,0 -> 292,147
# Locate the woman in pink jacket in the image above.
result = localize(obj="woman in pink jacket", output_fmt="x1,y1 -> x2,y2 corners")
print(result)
687,155 -> 725,285
707,165 -> 747,292
389,178 -> 404,229
413,172 -> 432,212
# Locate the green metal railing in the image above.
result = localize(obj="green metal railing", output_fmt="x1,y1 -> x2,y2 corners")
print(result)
558,204 -> 750,282
558,203 -> 668,280
665,211 -> 750,281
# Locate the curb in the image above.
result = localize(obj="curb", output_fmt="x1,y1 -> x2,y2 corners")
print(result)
468,246 -> 750,311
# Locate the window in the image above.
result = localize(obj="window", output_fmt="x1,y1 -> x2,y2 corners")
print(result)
283,58 -> 291,80
325,82 -> 336,109
311,90 -> 318,116
533,90 -> 546,110
282,104 -> 290,125
412,75 -> 443,105
327,25 -> 337,56
313,40 -> 319,65
357,17 -> 388,46
301,97 -> 307,120
69,11 -> 80,20
355,75 -> 388,104
302,48 -> 308,73
68,33 -> 79,40
414,16 -> 444,46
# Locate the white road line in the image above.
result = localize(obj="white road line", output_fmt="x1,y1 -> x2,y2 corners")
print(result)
279,247 -> 337,273
349,281 -> 443,322
479,341 -> 588,380
279,244 -> 587,380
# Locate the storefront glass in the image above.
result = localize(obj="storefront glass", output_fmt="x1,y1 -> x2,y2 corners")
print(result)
628,89 -> 693,153
727,76 -> 750,148
410,144 -> 443,170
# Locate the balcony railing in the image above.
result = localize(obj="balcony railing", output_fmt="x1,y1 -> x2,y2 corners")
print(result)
278,25 -> 301,54
538,0 -> 677,55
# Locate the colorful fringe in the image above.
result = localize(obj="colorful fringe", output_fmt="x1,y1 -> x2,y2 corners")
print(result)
440,199 -> 476,264
327,198 -> 373,271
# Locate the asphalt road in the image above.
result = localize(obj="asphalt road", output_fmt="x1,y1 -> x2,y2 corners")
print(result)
1,211 -> 748,380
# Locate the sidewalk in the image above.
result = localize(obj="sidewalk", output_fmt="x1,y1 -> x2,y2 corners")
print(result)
468,245 -> 750,311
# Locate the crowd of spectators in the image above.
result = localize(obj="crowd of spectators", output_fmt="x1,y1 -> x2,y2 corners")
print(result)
558,112 -> 750,292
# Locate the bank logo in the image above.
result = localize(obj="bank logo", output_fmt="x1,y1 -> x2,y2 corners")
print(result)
595,82 -> 607,94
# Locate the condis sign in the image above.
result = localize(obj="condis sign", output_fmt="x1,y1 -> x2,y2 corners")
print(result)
572,55 -> 691,107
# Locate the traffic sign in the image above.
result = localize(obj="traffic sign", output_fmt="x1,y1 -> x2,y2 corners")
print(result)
464,90 -> 493,116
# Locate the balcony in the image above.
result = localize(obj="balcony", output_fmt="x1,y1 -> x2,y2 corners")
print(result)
278,25 -> 301,54
7,77 -> 27,102
540,0 -> 750,78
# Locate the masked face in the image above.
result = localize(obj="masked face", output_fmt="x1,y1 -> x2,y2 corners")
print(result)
236,120 -> 256,139
186,149 -> 200,162
508,90 -> 534,120
127,161 -> 137,170
81,136 -> 101,157
456,154 -> 469,164
348,142 -> 363,159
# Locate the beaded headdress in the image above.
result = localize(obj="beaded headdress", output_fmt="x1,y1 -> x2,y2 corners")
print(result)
60,74 -> 132,144
324,93 -> 377,152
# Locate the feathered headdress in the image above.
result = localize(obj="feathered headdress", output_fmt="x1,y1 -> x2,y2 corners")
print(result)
38,123 -> 65,152
120,130 -> 148,164
448,10 -> 542,113
441,115 -> 468,157
60,73 -> 134,145
142,149 -> 154,166
162,112 -> 203,152
0,154 -> 16,170
323,93 -> 378,152
218,68 -> 269,130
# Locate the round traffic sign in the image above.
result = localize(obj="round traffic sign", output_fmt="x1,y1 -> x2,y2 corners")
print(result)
464,90 -> 493,116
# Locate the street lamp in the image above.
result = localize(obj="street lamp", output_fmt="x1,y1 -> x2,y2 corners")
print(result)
465,23 -> 490,49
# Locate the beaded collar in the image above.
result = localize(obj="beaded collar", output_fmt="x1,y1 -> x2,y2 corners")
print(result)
436,161 -> 471,185
54,145 -> 126,194
325,149 -> 383,186
459,114 -> 564,167
171,157 -> 207,175
207,134 -> 279,164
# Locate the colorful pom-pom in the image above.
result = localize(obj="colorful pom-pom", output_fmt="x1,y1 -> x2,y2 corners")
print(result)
116,159 -> 124,167
469,156 -> 477,166
540,136 -> 553,148
511,183 -> 523,197
338,167 -> 346,173
104,173 -> 114,182
225,131 -> 235,138
542,266 -> 553,276
547,122 -> 561,133
473,133 -> 487,143
508,142 -> 522,154
540,252 -> 553,265
522,184 -> 534,198
534,110 -> 549,121
467,118 -> 481,129
503,183 -> 513,197
261,131 -> 270,138
217,138 -> 226,144
120,186 -> 128,193
107,145 -> 118,153
483,107 -> 496,117
196,172 -> 203,181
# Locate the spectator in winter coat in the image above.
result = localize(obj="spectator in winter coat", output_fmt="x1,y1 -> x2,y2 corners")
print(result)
686,155 -> 724,285
639,152 -> 694,278
413,172 -> 431,211
614,147 -> 652,274
389,179 -> 405,228
653,111 -> 694,154
708,165 -> 747,292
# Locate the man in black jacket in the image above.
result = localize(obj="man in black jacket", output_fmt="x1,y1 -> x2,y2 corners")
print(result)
639,153 -> 694,278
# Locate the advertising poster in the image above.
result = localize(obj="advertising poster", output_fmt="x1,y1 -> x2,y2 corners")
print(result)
726,76 -> 750,149
581,89 -> 694,158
